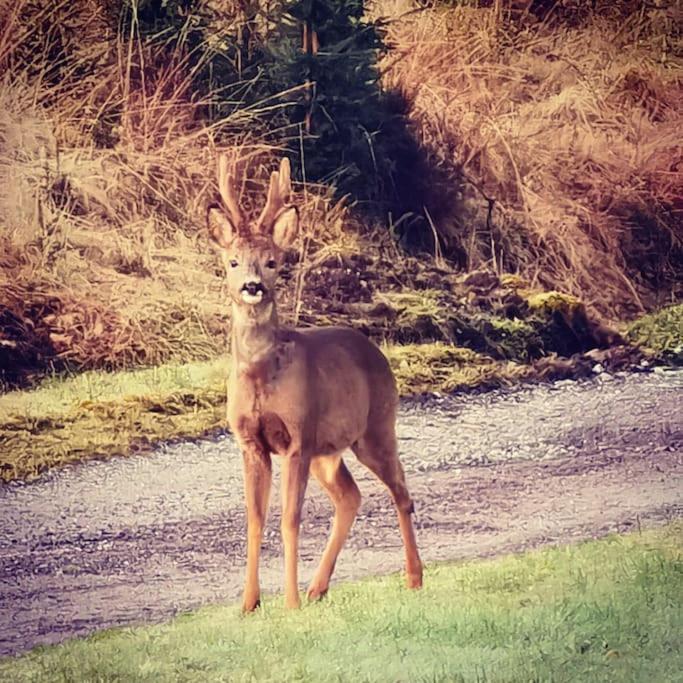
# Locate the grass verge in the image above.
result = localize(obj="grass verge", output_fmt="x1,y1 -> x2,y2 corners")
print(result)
1,289 -> 672,484
1,524 -> 681,682
0,358 -> 229,482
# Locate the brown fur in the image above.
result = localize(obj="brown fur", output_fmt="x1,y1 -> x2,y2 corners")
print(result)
209,155 -> 422,611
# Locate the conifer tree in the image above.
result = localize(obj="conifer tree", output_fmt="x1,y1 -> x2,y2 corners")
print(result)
265,0 -> 391,206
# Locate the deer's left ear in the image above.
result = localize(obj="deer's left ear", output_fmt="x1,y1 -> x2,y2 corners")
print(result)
272,206 -> 299,249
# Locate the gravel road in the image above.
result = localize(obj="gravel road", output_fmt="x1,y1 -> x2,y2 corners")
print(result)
1,370 -> 681,656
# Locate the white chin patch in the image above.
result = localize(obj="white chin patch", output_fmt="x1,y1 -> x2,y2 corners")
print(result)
241,290 -> 264,305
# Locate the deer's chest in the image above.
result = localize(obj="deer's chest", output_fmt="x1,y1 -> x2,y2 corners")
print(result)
228,342 -> 306,454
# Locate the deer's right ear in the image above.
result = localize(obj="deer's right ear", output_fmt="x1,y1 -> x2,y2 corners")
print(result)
207,205 -> 237,249
272,206 -> 299,250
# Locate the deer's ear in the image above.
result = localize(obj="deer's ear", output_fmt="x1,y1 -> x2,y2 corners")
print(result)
207,205 -> 238,249
271,206 -> 298,249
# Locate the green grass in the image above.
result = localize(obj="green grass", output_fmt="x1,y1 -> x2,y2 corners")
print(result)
2,525 -> 681,682
0,357 -> 230,418
0,357 -> 230,482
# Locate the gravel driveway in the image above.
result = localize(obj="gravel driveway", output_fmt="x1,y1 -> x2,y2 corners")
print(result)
1,370 -> 681,656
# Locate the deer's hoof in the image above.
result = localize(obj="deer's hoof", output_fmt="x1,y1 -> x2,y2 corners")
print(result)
306,582 -> 329,602
285,594 -> 301,609
241,596 -> 261,613
406,571 -> 423,590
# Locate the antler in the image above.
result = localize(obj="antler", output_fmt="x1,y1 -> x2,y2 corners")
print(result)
257,158 -> 292,230
217,153 -> 244,229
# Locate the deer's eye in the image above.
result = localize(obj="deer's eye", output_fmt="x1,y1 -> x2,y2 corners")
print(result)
266,258 -> 277,269
229,259 -> 238,268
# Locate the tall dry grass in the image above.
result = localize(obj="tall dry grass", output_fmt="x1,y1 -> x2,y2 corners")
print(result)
1,0 -> 680,384
0,4 -> 214,375
379,0 -> 682,316
0,0 -> 352,382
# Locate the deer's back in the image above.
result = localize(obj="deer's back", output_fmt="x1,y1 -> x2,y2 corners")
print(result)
296,326 -> 397,453
297,325 -> 395,393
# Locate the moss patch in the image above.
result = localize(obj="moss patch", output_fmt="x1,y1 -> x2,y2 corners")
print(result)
384,343 -> 529,395
339,278 -> 623,363
626,303 -> 683,365
526,290 -> 583,313
0,387 -> 227,483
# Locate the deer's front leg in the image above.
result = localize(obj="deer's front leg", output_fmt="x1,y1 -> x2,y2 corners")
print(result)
280,448 -> 310,609
241,444 -> 272,613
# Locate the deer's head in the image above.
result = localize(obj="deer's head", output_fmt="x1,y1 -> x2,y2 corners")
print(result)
208,155 -> 299,307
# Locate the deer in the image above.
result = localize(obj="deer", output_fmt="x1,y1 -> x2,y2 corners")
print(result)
207,154 -> 423,612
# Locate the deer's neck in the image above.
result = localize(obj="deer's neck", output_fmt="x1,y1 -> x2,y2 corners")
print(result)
231,300 -> 280,369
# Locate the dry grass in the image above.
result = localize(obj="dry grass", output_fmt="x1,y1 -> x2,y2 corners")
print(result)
0,0 -> 353,383
379,0 -> 682,316
1,0 -> 679,388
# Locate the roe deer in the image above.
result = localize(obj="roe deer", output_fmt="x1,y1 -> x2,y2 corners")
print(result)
208,154 -> 422,611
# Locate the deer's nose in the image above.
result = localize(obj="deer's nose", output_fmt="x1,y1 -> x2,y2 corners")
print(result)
244,281 -> 264,296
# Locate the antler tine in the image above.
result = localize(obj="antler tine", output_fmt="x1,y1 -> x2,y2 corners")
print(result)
217,153 -> 244,229
257,157 -> 293,230
278,157 -> 291,203
257,168 -> 284,230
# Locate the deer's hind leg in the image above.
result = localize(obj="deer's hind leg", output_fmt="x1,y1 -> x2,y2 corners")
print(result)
307,453 -> 361,601
352,428 -> 423,589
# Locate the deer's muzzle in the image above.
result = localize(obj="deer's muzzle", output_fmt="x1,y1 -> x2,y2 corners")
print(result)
240,281 -> 266,304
